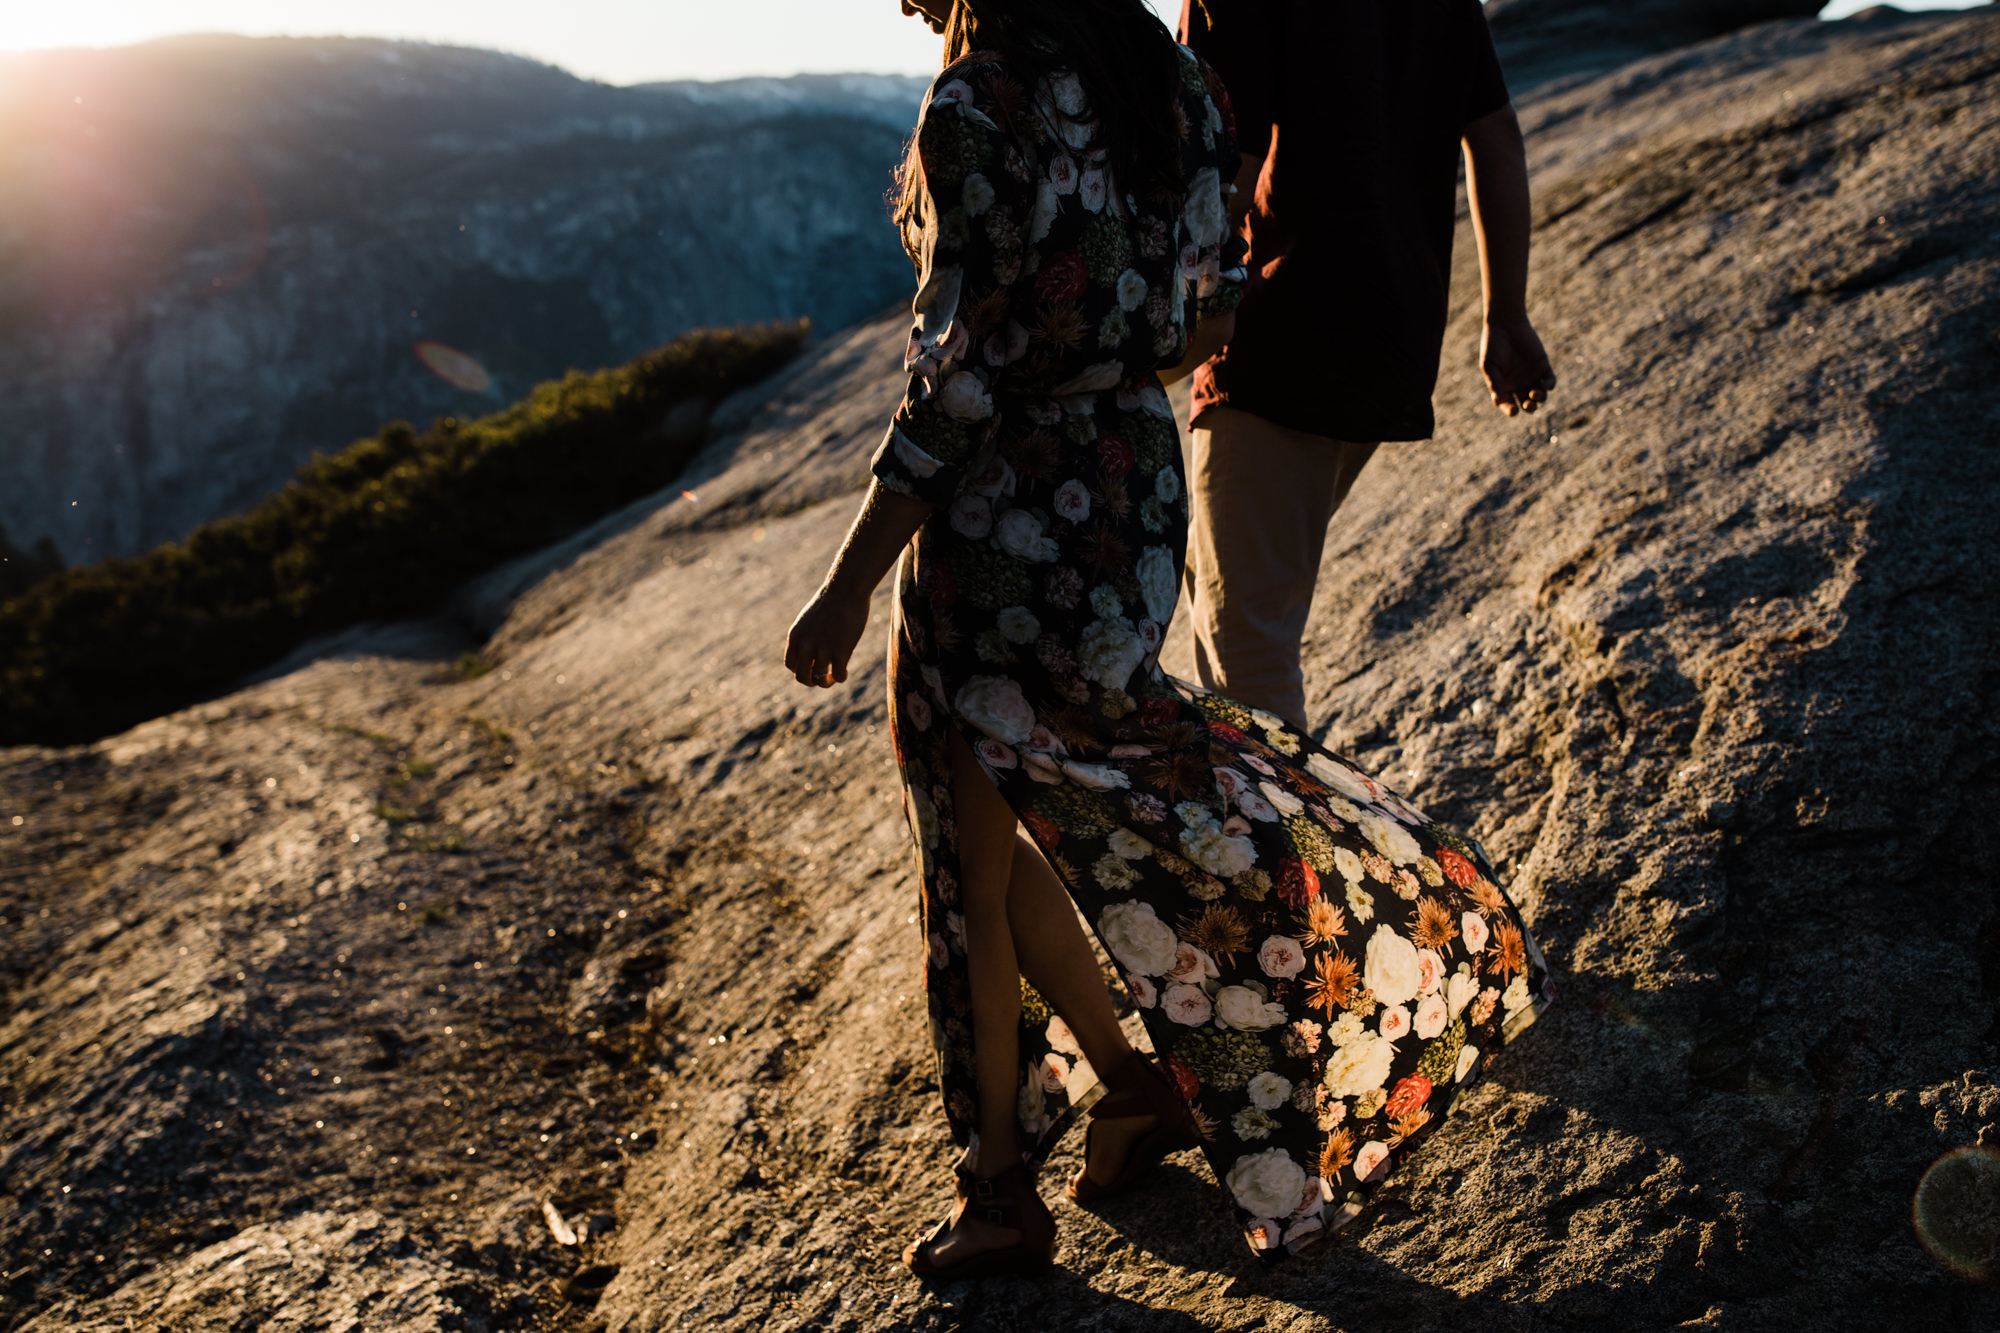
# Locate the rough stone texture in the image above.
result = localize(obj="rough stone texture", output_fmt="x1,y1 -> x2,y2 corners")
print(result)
21,1211 -> 477,1333
1485,0 -> 1830,87
4,8 -> 2000,1332
0,37 -> 923,564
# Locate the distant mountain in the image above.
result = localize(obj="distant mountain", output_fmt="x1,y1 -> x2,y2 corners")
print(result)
0,36 -> 927,563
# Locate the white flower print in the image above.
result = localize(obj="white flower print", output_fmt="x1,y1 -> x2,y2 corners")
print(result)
1093,853 -> 1138,891
1137,545 -> 1178,624
973,738 -> 1017,770
1077,618 -> 1147,688
1080,168 -> 1108,213
1214,985 -> 1287,1031
1184,166 -> 1226,247
984,319 -> 1031,366
1345,880 -> 1374,923
1378,1004 -> 1412,1042
1107,828 -> 1153,860
949,494 -> 993,539
1360,812 -> 1423,866
1322,1036 -> 1395,1099
1064,759 -> 1131,791
1353,1087 -> 1387,1120
1179,806 -> 1257,878
1045,1015 -> 1081,1054
1030,179 -> 1059,242
1353,1141 -> 1392,1184
1363,926 -> 1423,1007
962,172 -> 996,217
1257,935 -> 1306,979
1447,964 -> 1477,1020
1128,974 -> 1158,1008
967,455 -> 1016,498
1088,584 -> 1123,617
935,78 -> 975,107
1237,789 -> 1279,823
1052,479 -> 1092,523
1326,1012 -> 1368,1049
1462,911 -> 1490,954
1165,942 -> 1219,987
890,426 -> 943,479
1503,973 -> 1534,1017
994,508 -> 1060,563
1116,268 -> 1148,311
1232,1107 -> 1280,1141
996,606 -> 1041,644
1162,982 -> 1213,1026
937,371 -> 994,422
903,690 -> 933,733
1041,1052 -> 1071,1093
954,675 -> 1037,744
1247,1071 -> 1293,1111
1455,1044 -> 1481,1082
1048,152 -> 1079,195
1261,781 -> 1304,817
1416,948 -> 1446,997
1099,900 -> 1179,975
1413,993 -> 1450,1039
1334,847 -> 1364,883
1227,1148 -> 1308,1220
1154,465 -> 1181,504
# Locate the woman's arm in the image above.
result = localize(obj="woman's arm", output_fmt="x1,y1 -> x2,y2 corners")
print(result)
784,482 -> 932,688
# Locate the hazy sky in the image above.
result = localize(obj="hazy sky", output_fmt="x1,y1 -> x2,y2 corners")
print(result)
0,2 -> 1984,85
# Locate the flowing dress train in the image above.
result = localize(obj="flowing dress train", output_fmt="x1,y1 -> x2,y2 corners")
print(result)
873,48 -> 1554,1260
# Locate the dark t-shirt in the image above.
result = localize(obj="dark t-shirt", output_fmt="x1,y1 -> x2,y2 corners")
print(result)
1180,0 -> 1511,441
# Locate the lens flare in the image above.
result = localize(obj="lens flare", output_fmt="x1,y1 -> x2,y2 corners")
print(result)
414,341 -> 492,393
1913,1145 -> 2000,1281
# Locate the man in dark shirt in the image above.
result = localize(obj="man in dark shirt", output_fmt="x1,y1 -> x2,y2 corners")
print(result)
1176,0 -> 1556,730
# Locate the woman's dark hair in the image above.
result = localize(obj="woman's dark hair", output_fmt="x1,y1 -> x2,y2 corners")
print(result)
895,0 -> 1184,259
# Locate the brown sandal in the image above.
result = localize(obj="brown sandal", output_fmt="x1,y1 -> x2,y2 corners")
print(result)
1066,1051 -> 1201,1203
903,1162 -> 1055,1279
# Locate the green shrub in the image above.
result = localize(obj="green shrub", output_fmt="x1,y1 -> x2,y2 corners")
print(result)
0,320 -> 807,746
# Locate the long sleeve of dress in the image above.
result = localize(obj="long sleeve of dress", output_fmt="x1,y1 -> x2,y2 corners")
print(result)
1179,48 -> 1250,324
870,83 -> 1035,509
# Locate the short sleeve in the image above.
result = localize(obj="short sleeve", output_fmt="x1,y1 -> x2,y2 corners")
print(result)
870,78 -> 1034,508
1448,0 -> 1512,127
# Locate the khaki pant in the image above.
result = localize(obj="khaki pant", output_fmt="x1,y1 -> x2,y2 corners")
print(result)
1180,406 -> 1378,732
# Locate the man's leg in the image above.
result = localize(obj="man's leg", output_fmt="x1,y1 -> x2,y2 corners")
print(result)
1182,405 -> 1378,731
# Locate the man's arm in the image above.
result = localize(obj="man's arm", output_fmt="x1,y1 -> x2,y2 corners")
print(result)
1462,104 -> 1556,417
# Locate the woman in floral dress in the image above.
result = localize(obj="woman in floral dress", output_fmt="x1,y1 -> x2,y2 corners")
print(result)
787,0 -> 1552,1277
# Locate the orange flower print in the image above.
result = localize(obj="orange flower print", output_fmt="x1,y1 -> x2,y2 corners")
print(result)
1320,1127 -> 1357,1178
1488,920 -> 1527,980
1301,896 -> 1348,946
1411,896 -> 1458,952
1305,951 -> 1362,1017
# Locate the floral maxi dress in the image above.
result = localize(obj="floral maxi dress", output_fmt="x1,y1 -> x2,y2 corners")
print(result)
873,49 -> 1554,1260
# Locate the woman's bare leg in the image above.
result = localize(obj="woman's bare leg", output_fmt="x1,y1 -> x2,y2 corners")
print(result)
1005,832 -> 1133,1075
922,731 -> 1031,1265
1003,835 -> 1166,1188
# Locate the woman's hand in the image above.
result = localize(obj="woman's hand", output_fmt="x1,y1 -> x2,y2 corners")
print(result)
786,583 -> 872,688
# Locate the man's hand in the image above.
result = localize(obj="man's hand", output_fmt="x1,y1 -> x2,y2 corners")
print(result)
1481,315 -> 1556,417
785,584 -> 872,689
